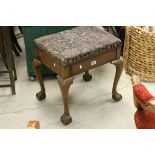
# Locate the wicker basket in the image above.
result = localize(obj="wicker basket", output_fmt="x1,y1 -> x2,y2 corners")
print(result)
123,26 -> 155,82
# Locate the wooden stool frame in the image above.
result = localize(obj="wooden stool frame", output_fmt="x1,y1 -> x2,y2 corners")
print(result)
33,45 -> 123,125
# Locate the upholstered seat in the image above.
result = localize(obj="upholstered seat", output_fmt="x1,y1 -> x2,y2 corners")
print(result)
34,26 -> 121,65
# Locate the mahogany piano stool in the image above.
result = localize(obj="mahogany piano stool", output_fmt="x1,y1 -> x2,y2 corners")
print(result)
32,26 -> 123,125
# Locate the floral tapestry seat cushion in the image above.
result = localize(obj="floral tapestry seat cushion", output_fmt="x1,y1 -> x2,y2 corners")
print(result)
34,26 -> 121,65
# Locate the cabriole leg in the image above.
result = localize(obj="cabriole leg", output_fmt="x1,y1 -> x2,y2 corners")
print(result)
32,58 -> 46,100
57,76 -> 73,125
112,59 -> 123,101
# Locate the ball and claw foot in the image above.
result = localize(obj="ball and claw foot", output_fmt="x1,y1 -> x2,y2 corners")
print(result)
61,114 -> 72,125
36,91 -> 46,101
83,73 -> 92,82
112,92 -> 122,102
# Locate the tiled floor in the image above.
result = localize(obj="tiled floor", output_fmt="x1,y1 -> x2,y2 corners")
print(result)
0,28 -> 154,128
